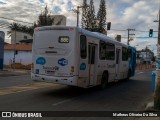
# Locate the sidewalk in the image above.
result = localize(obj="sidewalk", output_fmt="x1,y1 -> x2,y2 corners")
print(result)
0,68 -> 30,77
128,67 -> 159,120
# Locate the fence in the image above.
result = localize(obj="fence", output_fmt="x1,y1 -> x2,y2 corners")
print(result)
136,63 -> 155,70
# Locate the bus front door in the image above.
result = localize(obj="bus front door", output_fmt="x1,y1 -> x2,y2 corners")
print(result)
88,44 -> 96,86
115,48 -> 121,79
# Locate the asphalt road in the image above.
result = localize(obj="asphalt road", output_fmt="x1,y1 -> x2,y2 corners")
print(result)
0,69 -> 154,119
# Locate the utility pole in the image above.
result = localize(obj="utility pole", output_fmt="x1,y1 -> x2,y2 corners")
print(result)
127,29 -> 135,45
154,9 -> 160,110
77,6 -> 80,27
73,5 -> 89,27
13,31 -> 16,71
127,29 -> 129,45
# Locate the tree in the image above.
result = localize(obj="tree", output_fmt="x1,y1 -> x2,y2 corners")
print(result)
7,22 -> 33,37
152,56 -> 156,62
7,5 -> 56,37
37,5 -> 54,26
81,0 -> 97,31
81,0 -> 89,29
97,0 -> 107,33
87,0 -> 96,31
7,23 -> 21,37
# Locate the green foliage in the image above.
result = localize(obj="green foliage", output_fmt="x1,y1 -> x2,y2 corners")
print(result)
8,5 -> 62,37
87,0 -> 97,32
7,23 -> 33,37
81,0 -> 98,32
152,56 -> 156,62
97,0 -> 107,33
81,0 -> 107,33
37,6 -> 54,26
81,0 -> 90,29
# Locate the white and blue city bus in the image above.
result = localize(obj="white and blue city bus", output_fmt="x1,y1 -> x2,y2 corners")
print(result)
31,26 -> 136,88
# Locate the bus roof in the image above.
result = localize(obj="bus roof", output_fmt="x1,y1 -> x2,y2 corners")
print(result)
129,46 -> 136,52
77,27 -> 128,48
35,26 -> 129,48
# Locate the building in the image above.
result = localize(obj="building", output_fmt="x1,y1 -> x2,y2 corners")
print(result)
11,31 -> 33,44
136,48 -> 154,64
4,44 -> 32,67
51,15 -> 66,25
0,31 -> 5,69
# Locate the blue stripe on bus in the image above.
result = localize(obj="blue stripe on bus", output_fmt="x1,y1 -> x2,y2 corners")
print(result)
128,46 -> 136,77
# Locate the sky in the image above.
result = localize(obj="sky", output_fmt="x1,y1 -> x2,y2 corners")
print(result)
0,0 -> 159,54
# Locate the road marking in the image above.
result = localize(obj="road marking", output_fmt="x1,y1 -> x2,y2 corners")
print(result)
137,72 -> 144,74
0,83 -> 58,96
52,96 -> 78,106
52,99 -> 73,106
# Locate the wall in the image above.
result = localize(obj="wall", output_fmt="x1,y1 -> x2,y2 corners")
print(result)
4,50 -> 32,65
11,31 -> 33,44
0,31 -> 5,69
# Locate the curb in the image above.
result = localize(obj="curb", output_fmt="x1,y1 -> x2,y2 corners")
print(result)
145,101 -> 160,112
145,101 -> 156,111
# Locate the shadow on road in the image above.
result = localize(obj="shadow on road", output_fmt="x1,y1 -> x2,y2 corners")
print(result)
38,79 -> 152,100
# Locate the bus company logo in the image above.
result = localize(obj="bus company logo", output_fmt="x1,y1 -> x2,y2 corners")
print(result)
80,63 -> 86,70
58,58 -> 68,66
36,57 -> 46,65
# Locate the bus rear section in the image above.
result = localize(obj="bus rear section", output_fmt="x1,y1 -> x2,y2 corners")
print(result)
31,26 -> 79,86
128,46 -> 136,77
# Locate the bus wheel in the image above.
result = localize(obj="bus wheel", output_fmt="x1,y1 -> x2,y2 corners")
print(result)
126,69 -> 131,80
100,73 -> 108,89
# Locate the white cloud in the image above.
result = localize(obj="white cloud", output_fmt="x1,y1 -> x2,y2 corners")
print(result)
104,0 -> 158,55
0,0 -> 158,55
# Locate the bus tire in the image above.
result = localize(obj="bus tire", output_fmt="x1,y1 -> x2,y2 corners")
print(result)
126,69 -> 131,80
100,72 -> 108,89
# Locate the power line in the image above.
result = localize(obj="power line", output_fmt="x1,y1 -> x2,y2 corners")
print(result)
110,29 -> 158,32
0,23 -> 9,27
0,26 -> 9,29
0,16 -> 33,25
110,29 -> 126,31
136,30 -> 158,32
122,37 -> 158,38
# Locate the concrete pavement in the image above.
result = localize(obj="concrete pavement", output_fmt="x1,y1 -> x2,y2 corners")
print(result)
0,68 -> 30,77
0,68 -> 159,120
133,68 -> 160,120
135,68 -> 160,120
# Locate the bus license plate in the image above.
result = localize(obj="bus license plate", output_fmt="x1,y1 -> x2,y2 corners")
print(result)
45,70 -> 55,75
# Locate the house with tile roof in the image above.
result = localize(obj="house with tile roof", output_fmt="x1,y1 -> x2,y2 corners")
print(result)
4,44 -> 32,67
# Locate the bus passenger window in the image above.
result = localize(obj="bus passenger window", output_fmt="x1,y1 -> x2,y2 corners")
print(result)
106,43 -> 115,60
122,47 -> 129,61
80,35 -> 87,59
99,40 -> 106,60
